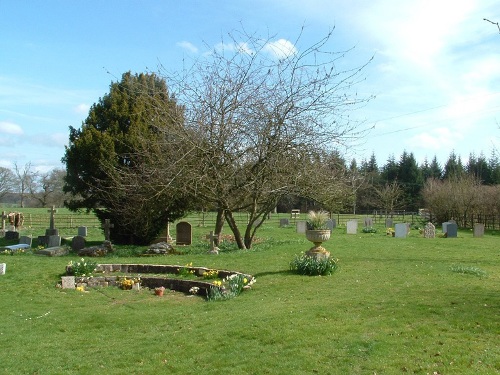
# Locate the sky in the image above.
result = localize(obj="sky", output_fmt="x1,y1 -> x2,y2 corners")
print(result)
1,0 -> 499,173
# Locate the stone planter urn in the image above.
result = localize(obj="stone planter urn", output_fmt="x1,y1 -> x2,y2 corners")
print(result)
305,229 -> 331,258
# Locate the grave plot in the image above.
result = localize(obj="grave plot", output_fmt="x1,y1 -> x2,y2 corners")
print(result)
62,262 -> 255,301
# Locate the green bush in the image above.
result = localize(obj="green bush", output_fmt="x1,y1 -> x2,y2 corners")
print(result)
290,254 -> 339,276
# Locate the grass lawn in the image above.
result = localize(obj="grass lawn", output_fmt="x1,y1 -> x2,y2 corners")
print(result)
0,219 -> 498,374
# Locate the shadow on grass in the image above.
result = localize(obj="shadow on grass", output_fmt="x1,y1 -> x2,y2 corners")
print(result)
253,269 -> 294,278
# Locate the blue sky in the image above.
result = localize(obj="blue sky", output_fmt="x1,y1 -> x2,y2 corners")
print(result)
1,0 -> 499,173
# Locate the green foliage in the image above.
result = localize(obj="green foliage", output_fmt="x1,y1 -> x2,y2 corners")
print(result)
207,274 -> 253,301
450,264 -> 488,278
362,227 -> 377,233
63,72 -> 191,245
290,253 -> 339,276
306,210 -> 329,230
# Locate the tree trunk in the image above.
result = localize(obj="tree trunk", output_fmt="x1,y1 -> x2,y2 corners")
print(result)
214,208 -> 225,246
224,210 -> 247,249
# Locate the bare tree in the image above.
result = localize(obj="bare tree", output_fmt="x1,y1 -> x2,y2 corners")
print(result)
29,168 -> 67,207
152,28 -> 373,248
0,167 -> 15,201
374,181 -> 404,216
13,162 -> 37,208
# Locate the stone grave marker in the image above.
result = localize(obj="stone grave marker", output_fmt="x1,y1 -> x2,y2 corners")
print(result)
19,236 -> 32,247
1,211 -> 7,235
46,205 -> 59,236
35,246 -> 68,256
385,218 -> 393,228
395,223 -> 408,238
206,231 -> 219,254
61,276 -> 75,289
442,222 -> 451,234
326,218 -> 336,231
78,226 -> 88,237
423,222 -> 435,238
363,217 -> 373,227
102,219 -> 114,241
5,231 -> 19,241
296,221 -> 307,234
280,218 -> 290,227
473,223 -> 485,238
176,221 -> 192,245
48,235 -> 62,248
346,220 -> 358,234
0,263 -> 5,275
71,235 -> 86,251
446,222 -> 458,238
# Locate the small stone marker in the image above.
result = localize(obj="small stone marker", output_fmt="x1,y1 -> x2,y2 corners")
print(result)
326,218 -> 335,231
423,222 -> 435,238
61,276 -> 75,289
48,235 -> 62,248
296,221 -> 307,234
363,217 -> 373,227
446,223 -> 458,238
102,219 -> 114,241
280,218 -> 289,227
71,235 -> 86,251
473,223 -> 485,238
1,211 -> 7,234
78,226 -> 88,237
385,218 -> 393,228
206,231 -> 219,254
176,221 -> 192,245
36,246 -> 68,257
19,236 -> 32,247
442,222 -> 451,234
394,223 -> 407,238
0,263 -> 5,275
346,220 -> 358,234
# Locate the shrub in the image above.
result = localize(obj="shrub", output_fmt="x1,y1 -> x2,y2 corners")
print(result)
67,258 -> 97,277
290,254 -> 339,276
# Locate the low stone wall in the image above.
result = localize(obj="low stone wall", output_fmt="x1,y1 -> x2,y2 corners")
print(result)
64,263 -> 253,297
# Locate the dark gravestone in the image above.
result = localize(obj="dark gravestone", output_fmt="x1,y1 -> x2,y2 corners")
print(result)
78,226 -> 88,237
176,222 -> 192,245
71,235 -> 86,251
385,218 -> 393,228
446,223 -> 458,238
5,231 -> 19,241
48,235 -> 61,248
279,218 -> 289,227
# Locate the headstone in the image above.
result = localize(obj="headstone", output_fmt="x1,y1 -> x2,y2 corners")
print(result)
280,218 -> 290,227
296,221 -> 307,234
19,236 -> 32,247
291,209 -> 300,219
442,222 -> 451,234
47,205 -> 57,231
206,231 -> 219,254
48,235 -> 61,248
363,217 -> 373,227
176,221 -> 192,245
394,223 -> 407,238
71,235 -> 86,251
385,218 -> 393,228
102,219 -> 114,241
346,220 -> 358,234
77,226 -> 88,237
325,218 -> 335,231
446,223 -> 458,238
61,276 -> 75,289
423,222 -> 435,238
473,223 -> 485,238
5,231 -> 19,241
0,263 -> 5,275
1,211 -> 7,234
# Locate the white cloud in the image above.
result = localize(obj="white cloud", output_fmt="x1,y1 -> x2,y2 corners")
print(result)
177,41 -> 198,53
264,39 -> 298,59
0,121 -> 23,135
74,103 -> 90,115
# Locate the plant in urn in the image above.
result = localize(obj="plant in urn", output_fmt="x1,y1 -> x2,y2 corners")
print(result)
305,210 -> 331,259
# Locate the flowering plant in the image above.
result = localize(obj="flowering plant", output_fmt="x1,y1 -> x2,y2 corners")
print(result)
202,269 -> 219,279
207,274 -> 256,301
177,262 -> 195,277
67,258 -> 97,277
120,277 -> 140,290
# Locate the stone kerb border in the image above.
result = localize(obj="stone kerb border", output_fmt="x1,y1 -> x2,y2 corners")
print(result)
70,264 -> 253,297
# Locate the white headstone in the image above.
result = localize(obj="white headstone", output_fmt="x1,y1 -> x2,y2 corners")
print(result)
442,222 -> 451,233
346,220 -> 358,234
473,223 -> 484,238
296,221 -> 307,234
0,263 -> 5,275
394,223 -> 407,238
